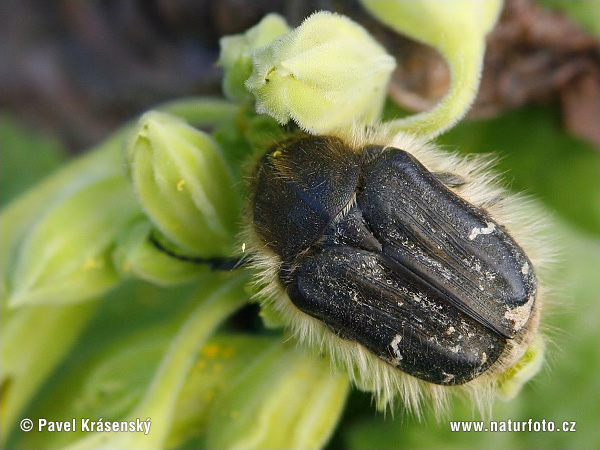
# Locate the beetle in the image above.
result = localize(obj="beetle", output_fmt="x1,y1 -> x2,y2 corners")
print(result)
247,132 -> 542,394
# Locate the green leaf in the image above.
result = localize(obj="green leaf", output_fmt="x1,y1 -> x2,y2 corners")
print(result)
0,301 -> 98,445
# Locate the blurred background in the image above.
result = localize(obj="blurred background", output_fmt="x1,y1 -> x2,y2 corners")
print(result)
1,0 -> 599,449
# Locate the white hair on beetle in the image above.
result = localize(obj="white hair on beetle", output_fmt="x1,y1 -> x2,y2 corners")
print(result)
242,123 -> 554,419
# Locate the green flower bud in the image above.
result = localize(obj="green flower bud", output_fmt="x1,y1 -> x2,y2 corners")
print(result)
2,98 -> 239,308
245,11 -> 396,134
125,111 -> 241,259
361,0 -> 503,137
204,342 -> 350,450
1,130 -> 129,305
113,219 -> 209,286
5,171 -> 138,307
220,13 -> 291,102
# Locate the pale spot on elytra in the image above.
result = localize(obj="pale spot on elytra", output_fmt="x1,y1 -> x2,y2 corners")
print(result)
389,334 -> 403,366
468,222 -> 496,240
504,295 -> 535,331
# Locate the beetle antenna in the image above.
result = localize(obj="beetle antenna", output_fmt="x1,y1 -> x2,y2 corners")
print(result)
148,233 -> 246,271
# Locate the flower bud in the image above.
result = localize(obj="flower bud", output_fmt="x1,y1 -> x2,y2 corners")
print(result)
125,111 -> 240,259
113,219 -> 209,286
245,11 -> 396,134
5,173 -> 138,307
1,130 -> 133,307
204,343 -> 350,450
220,13 -> 291,102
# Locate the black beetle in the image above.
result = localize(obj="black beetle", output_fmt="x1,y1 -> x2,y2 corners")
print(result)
249,135 -> 538,386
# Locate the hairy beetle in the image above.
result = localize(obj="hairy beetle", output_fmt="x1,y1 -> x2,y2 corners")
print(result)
248,133 -> 542,393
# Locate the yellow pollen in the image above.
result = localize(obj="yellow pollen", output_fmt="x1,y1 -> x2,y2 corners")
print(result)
83,258 -> 102,269
202,344 -> 220,359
